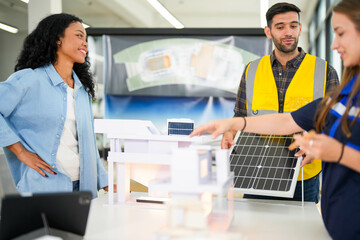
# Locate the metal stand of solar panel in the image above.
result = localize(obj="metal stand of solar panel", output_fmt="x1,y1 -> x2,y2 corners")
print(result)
229,131 -> 302,199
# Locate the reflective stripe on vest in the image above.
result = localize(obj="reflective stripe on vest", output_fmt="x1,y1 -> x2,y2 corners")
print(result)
245,54 -> 327,181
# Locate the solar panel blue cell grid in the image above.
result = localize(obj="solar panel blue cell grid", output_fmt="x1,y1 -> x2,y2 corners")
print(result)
229,131 -> 301,198
167,122 -> 194,135
168,129 -> 193,135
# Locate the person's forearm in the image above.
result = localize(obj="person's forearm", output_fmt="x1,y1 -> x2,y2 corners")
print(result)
6,142 -> 26,157
230,129 -> 237,137
232,113 -> 303,135
340,146 -> 360,173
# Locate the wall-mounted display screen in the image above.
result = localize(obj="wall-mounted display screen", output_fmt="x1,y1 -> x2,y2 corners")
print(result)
88,28 -> 272,133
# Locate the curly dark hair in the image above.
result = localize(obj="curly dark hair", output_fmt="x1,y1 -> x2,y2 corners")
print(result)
15,13 -> 95,99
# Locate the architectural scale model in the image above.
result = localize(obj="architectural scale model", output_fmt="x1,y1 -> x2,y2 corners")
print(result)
94,119 -> 202,203
151,148 -> 234,233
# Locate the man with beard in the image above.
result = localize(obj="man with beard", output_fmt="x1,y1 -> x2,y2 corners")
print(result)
222,2 -> 339,203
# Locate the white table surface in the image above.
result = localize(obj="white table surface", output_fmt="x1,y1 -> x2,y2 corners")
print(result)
84,193 -> 331,240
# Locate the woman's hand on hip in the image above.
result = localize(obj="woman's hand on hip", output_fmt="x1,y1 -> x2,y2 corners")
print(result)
7,142 -> 56,177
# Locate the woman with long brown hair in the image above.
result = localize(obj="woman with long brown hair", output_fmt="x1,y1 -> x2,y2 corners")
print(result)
191,0 -> 360,238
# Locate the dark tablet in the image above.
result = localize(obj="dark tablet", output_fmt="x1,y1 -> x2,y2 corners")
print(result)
0,191 -> 92,240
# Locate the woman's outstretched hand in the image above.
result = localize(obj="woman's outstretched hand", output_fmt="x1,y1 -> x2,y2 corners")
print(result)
190,119 -> 236,139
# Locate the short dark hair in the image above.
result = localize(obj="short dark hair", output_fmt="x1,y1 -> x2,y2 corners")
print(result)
266,2 -> 301,27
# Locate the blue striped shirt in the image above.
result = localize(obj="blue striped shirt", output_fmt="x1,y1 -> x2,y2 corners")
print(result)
291,74 -> 360,240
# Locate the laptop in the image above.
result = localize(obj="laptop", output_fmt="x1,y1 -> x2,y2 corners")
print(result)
0,153 -> 92,240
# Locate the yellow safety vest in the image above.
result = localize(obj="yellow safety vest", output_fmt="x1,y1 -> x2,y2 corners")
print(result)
245,54 -> 327,181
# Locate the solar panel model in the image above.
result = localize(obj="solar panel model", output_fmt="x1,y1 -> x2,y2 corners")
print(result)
167,118 -> 194,136
229,131 -> 301,198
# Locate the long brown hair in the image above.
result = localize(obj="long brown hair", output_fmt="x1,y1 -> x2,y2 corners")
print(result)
315,0 -> 360,137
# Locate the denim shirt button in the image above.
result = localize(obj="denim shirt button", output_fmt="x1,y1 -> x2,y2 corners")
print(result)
56,134 -> 60,138
51,153 -> 55,156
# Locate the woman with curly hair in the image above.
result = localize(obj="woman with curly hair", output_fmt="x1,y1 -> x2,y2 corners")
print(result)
191,0 -> 360,238
0,13 -> 109,198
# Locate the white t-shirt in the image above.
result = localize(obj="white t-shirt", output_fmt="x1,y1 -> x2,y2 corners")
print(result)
56,87 -> 80,181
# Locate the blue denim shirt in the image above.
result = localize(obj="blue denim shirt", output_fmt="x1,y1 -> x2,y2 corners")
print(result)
0,64 -> 108,198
